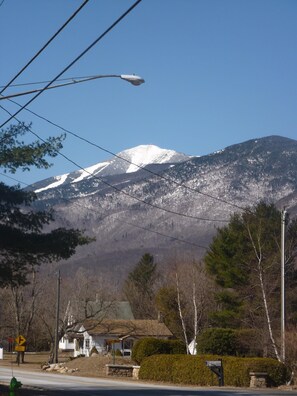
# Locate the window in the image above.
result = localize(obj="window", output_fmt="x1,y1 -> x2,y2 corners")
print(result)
85,339 -> 90,349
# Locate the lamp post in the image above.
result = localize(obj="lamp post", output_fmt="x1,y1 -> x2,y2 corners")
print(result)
0,74 -> 145,100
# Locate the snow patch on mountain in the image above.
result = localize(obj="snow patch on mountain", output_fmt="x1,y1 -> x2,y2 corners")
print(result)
35,174 -> 68,193
33,144 -> 190,193
120,145 -> 187,173
30,135 -> 297,276
71,162 -> 110,184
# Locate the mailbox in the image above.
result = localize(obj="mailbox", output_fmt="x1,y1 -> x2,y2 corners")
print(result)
205,359 -> 224,386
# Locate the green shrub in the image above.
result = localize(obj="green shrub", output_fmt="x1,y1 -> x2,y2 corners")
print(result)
132,338 -> 186,364
139,354 -> 289,387
234,329 -> 262,357
197,328 -> 237,355
167,339 -> 186,355
132,338 -> 167,364
197,328 -> 262,357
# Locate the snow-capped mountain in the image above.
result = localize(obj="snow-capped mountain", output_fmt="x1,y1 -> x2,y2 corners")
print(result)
32,144 -> 190,194
30,136 -> 297,280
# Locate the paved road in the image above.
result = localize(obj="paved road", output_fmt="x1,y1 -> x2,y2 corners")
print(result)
1,367 -> 297,396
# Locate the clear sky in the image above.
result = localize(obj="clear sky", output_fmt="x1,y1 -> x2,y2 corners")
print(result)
1,0 -> 296,186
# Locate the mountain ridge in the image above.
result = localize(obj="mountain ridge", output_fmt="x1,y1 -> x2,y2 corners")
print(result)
32,144 -> 190,194
30,135 -> 297,280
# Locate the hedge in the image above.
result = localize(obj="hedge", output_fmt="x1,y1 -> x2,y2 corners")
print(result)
139,354 -> 289,387
132,338 -> 186,364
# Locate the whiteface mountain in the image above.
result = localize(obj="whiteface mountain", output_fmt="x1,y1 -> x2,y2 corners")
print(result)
29,136 -> 297,280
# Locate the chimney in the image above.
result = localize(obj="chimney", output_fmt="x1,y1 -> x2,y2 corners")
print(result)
157,311 -> 164,323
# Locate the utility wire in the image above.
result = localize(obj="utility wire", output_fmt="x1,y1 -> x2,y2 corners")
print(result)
0,0 -> 241,213
0,172 -> 23,185
0,172 -> 208,250
0,0 -> 90,95
0,102 -> 228,223
3,95 -> 245,214
0,0 -> 142,129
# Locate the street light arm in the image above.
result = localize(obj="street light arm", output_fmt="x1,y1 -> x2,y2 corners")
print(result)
0,74 -> 145,100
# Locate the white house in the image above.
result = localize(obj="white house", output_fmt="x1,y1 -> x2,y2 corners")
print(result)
76,319 -> 173,357
59,301 -> 134,353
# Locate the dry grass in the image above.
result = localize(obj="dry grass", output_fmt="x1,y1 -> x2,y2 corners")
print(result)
0,351 -> 135,378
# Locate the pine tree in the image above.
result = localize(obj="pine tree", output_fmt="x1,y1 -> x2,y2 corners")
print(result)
0,123 -> 92,287
123,253 -> 159,319
204,201 -> 297,358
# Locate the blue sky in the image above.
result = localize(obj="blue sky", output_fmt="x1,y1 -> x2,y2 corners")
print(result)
1,0 -> 296,185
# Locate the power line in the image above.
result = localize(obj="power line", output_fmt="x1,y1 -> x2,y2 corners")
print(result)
30,129 -> 227,223
0,172 -> 23,185
3,95 -> 246,214
0,0 -> 142,129
0,0 -> 243,213
0,102 -> 228,223
0,0 -> 90,95
0,172 -> 208,250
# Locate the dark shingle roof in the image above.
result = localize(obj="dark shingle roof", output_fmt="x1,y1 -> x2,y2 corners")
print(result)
83,319 -> 172,338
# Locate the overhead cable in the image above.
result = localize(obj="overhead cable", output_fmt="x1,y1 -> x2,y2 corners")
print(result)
3,94 -> 245,214
0,172 -> 208,250
0,102 -> 228,223
0,0 -> 142,129
0,0 -> 90,95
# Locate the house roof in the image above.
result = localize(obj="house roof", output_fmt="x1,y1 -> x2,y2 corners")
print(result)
83,319 -> 172,338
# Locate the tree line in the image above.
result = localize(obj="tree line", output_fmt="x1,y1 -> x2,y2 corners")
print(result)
0,123 -> 297,367
123,204 -> 297,364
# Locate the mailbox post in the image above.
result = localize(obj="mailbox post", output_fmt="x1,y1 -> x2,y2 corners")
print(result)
205,359 -> 224,386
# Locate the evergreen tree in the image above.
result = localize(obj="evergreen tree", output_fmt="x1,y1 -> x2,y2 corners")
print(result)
123,253 -> 159,319
155,286 -> 184,339
204,201 -> 297,357
0,123 -> 92,287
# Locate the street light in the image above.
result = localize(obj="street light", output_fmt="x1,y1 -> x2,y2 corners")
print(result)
120,74 -> 144,86
0,74 -> 145,100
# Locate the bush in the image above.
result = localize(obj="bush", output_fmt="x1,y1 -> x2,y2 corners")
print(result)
197,328 -> 237,355
234,329 -> 262,357
139,354 -> 289,387
132,338 -> 186,364
197,328 -> 262,357
168,340 -> 186,355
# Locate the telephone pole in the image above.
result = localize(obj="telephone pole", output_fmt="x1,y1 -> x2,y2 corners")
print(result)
281,209 -> 287,362
53,270 -> 61,363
